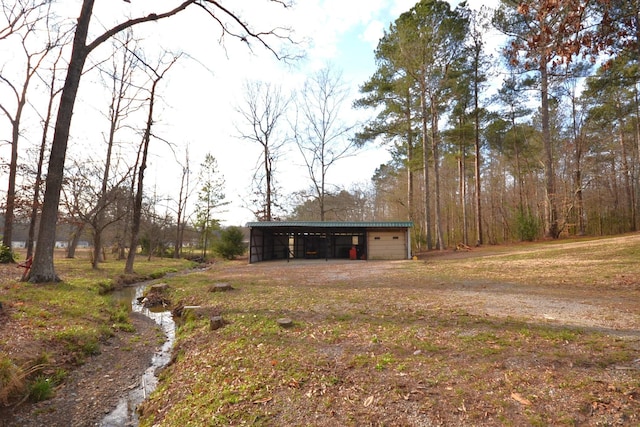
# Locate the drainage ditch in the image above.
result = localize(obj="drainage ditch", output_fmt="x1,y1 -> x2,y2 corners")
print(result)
100,285 -> 175,427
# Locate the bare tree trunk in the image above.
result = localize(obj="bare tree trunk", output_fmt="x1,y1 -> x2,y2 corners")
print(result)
635,81 -> 640,233
28,0 -> 95,282
125,79 -> 156,274
2,53 -> 32,252
431,101 -> 445,250
404,90 -> 417,250
571,87 -> 585,236
459,143 -> 468,246
92,38 -> 136,269
541,64 -> 559,239
473,67 -> 483,246
125,56 -> 177,273
265,150 -> 272,221
66,223 -> 84,258
618,123 -> 634,231
3,107 -> 20,253
174,150 -> 190,258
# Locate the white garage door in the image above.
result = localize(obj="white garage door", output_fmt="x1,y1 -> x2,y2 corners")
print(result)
367,230 -> 407,260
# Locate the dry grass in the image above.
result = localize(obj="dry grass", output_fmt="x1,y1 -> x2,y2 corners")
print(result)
139,234 -> 640,426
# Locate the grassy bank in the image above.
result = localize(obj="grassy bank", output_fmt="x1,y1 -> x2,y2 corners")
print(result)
0,251 -> 195,405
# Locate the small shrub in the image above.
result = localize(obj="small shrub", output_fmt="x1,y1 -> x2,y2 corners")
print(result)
214,226 -> 247,260
81,340 -> 100,356
97,280 -> 115,295
0,245 -> 15,263
149,271 -> 165,279
110,303 -> 134,332
32,351 -> 51,366
515,209 -> 540,242
55,327 -> 101,359
51,368 -> 67,385
28,376 -> 54,402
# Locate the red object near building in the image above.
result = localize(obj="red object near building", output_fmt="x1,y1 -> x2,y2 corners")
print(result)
349,246 -> 357,260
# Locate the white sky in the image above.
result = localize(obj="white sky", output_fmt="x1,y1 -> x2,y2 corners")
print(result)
1,0 -> 502,228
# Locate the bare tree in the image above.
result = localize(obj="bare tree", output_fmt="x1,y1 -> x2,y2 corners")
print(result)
24,47 -> 65,260
173,146 -> 193,258
236,80 -> 290,221
293,66 -> 357,221
59,160 -> 94,258
125,54 -> 179,274
0,1 -> 60,256
28,0 -> 294,282
89,31 -> 142,269
0,0 -> 48,41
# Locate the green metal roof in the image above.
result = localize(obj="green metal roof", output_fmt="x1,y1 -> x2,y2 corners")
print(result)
246,221 -> 413,228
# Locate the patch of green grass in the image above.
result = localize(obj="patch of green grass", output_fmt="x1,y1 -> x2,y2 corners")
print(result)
539,328 -> 580,342
53,326 -> 101,360
417,341 -> 444,353
375,353 -> 395,371
7,241 -> 640,426
525,410 -> 547,427
333,313 -> 353,322
110,302 -> 134,332
350,353 -> 372,368
31,351 -> 51,367
28,376 -> 55,402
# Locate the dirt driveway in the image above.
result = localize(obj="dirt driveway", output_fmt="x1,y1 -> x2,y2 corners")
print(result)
237,253 -> 639,337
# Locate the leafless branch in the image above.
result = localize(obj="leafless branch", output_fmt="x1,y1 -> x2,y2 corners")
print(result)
0,0 -> 49,41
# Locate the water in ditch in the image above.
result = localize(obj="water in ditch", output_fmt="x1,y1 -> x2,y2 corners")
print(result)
100,285 -> 175,427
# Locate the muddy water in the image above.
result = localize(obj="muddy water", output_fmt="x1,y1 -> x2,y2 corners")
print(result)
100,285 -> 175,427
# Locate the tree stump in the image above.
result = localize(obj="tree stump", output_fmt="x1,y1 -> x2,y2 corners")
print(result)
277,317 -> 293,328
210,315 -> 226,330
210,283 -> 233,292
150,283 -> 169,293
141,283 -> 171,308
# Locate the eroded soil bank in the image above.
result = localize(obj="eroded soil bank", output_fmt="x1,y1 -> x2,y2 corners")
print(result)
0,312 -> 161,427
